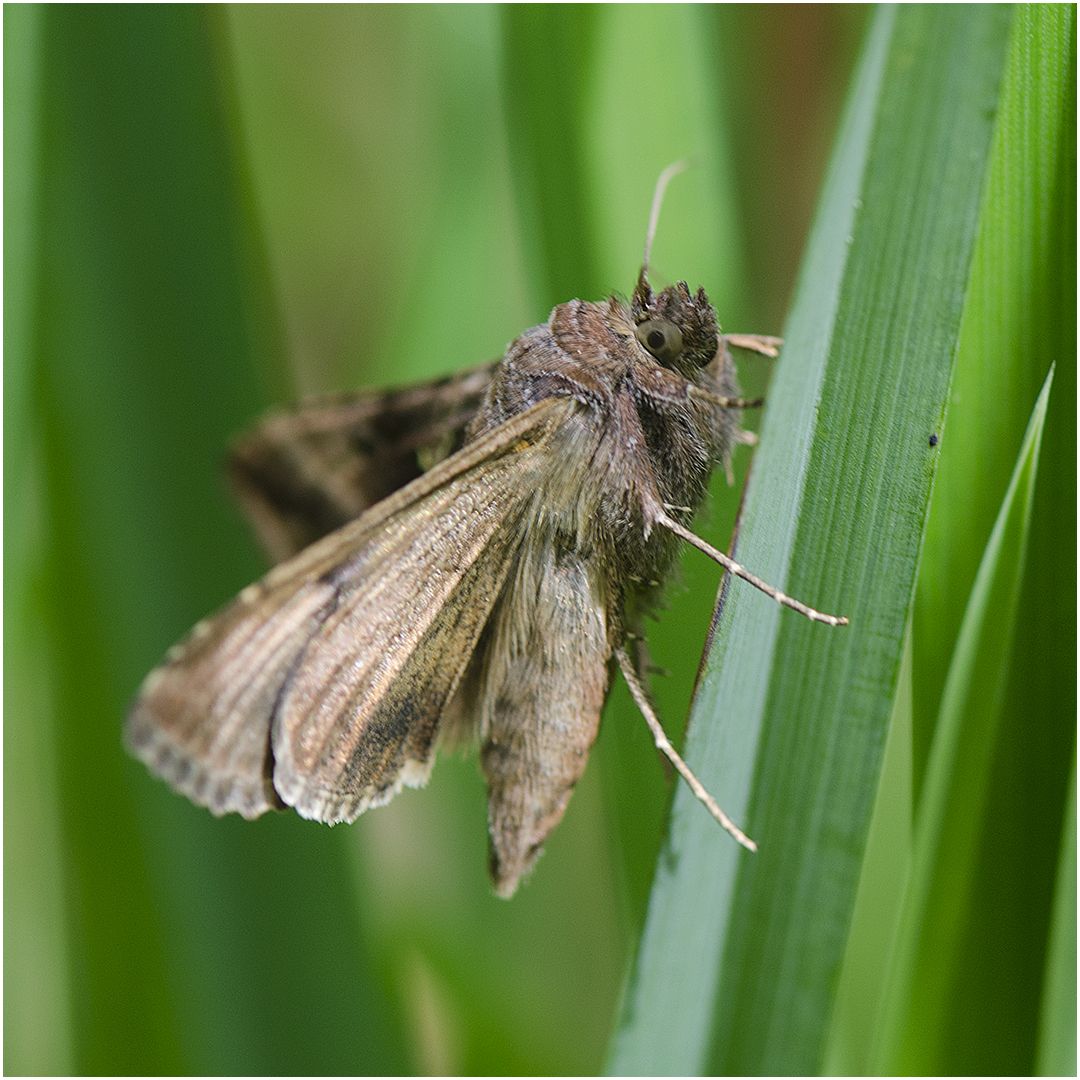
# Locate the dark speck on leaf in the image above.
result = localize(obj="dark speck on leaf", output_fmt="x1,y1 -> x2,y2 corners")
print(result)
929,433 -> 939,447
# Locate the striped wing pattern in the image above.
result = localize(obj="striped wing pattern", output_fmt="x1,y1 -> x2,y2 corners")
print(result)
127,399 -> 567,822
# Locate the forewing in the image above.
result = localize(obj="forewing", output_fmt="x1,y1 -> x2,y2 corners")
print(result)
228,364 -> 496,562
127,398 -> 568,822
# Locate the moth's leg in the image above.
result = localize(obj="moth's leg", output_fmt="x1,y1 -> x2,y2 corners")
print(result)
723,333 -> 782,357
615,648 -> 755,851
618,601 -> 678,783
687,386 -> 764,410
656,510 -> 849,626
479,546 -> 609,898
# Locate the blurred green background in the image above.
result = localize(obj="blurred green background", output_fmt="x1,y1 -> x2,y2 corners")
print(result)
5,5 -> 1072,1076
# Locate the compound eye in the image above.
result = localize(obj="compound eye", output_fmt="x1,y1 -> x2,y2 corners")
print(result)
636,319 -> 684,366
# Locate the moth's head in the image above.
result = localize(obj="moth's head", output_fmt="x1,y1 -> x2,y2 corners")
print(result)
630,268 -> 721,376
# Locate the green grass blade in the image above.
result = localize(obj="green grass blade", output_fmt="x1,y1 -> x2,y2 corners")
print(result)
834,8 -> 1075,1071
1037,746 -> 1077,1076
821,622 -> 914,1075
901,8 -> 1075,1070
913,5 -> 1076,801
609,8 -> 1013,1074
3,4 -> 75,1074
30,8 -> 408,1072
876,366 -> 1054,1072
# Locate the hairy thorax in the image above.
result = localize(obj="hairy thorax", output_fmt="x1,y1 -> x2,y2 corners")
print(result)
468,292 -> 740,587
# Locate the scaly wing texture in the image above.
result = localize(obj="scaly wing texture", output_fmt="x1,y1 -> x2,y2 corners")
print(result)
228,363 -> 496,562
127,399 -> 568,822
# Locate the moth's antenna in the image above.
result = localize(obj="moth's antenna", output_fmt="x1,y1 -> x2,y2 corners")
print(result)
643,160 -> 690,274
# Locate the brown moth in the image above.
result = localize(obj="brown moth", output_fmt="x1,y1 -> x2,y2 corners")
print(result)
127,167 -> 846,897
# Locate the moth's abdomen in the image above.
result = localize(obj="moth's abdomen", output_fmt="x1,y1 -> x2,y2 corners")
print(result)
477,537 -> 610,896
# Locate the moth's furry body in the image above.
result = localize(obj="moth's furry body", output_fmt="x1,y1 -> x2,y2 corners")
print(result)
128,269 -> 748,897
458,281 -> 740,890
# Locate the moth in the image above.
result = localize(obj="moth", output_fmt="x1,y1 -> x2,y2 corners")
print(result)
127,167 -> 846,897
